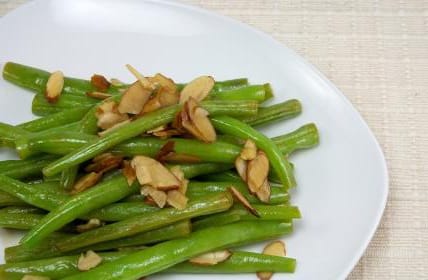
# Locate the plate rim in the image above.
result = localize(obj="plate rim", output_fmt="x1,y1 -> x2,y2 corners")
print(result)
0,0 -> 389,278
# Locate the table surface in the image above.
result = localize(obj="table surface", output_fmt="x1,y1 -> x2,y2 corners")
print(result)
1,0 -> 427,279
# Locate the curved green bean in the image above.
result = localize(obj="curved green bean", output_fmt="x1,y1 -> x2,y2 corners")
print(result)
241,99 -> 301,127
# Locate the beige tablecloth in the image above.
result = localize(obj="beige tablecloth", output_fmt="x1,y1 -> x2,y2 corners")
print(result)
1,1 -> 427,279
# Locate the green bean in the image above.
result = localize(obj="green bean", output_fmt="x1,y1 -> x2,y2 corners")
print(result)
32,93 -> 98,116
0,250 -> 295,279
2,62 -> 122,96
192,212 -> 242,231
210,84 -> 269,103
59,166 -> 79,190
56,192 -> 234,252
16,107 -> 91,132
273,123 -> 319,154
0,154 -> 57,179
174,163 -> 233,178
186,181 -> 289,204
88,220 -> 191,251
0,176 -> 68,211
0,207 -> 44,229
241,99 -> 301,127
211,78 -> 249,91
211,116 -> 296,188
0,122 -> 28,148
0,191 -> 27,207
85,202 -> 158,221
61,221 -> 292,280
20,175 -> 139,247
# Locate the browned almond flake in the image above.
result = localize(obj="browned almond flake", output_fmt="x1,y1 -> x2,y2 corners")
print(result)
22,275 -> 50,280
118,81 -> 152,114
240,139 -> 257,160
167,190 -> 188,210
256,179 -> 271,203
125,64 -> 155,90
179,75 -> 215,104
71,172 -> 103,194
91,74 -> 111,92
235,156 -> 248,181
149,73 -> 177,95
98,119 -> 131,137
181,98 -> 216,143
45,70 -> 64,103
76,218 -> 103,233
257,241 -> 286,280
229,187 -> 260,217
152,128 -> 183,139
161,153 -> 201,163
141,97 -> 162,114
155,141 -> 175,162
97,112 -> 129,130
189,250 -> 232,266
131,156 -> 181,191
77,250 -> 103,271
247,151 -> 269,194
86,91 -> 112,100
141,186 -> 167,208
170,166 -> 188,195
85,153 -> 123,174
122,160 -> 137,186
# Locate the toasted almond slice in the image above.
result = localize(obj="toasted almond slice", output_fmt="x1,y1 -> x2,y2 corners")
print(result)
76,218 -> 103,233
152,128 -> 183,139
256,179 -> 271,203
125,64 -> 155,90
45,70 -> 64,103
86,91 -> 112,100
235,157 -> 248,181
77,250 -> 103,271
167,190 -> 188,210
189,250 -> 232,266
147,125 -> 168,134
150,73 -> 177,95
91,74 -> 111,92
181,98 -> 216,143
257,241 -> 286,280
162,153 -> 201,163
141,96 -> 162,113
96,100 -> 116,117
156,140 -> 175,162
240,139 -> 257,160
170,166 -> 188,194
179,76 -> 215,104
247,151 -> 269,194
22,275 -> 51,280
131,156 -> 181,191
86,153 -> 123,173
118,81 -> 152,114
122,160 -> 137,186
229,186 -> 260,217
71,172 -> 102,194
98,119 -> 131,137
141,186 -> 167,208
97,112 -> 129,130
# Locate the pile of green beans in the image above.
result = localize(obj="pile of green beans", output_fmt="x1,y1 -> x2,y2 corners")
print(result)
0,62 -> 320,279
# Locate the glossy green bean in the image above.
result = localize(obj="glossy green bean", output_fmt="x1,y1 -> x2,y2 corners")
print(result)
0,123 -> 28,148
0,191 -> 27,207
16,107 -> 91,132
174,163 -> 233,179
0,207 -> 45,230
241,99 -> 301,127
85,202 -> 158,221
0,154 -> 57,179
210,84 -> 269,102
273,123 -> 319,154
61,221 -> 292,280
56,192 -> 233,252
0,250 -> 295,279
211,116 -> 296,188
211,78 -> 248,91
31,93 -> 98,116
20,175 -> 140,247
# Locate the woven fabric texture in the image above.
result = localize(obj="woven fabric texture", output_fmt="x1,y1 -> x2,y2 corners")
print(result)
1,1 -> 428,279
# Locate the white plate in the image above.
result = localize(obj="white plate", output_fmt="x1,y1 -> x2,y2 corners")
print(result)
0,0 -> 388,279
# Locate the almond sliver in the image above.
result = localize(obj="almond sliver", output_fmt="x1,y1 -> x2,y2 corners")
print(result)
45,70 -> 64,103
189,250 -> 232,265
125,64 -> 155,90
257,241 -> 286,280
167,190 -> 188,210
229,186 -> 260,217
77,250 -> 103,271
247,151 -> 269,194
118,81 -> 152,114
179,75 -> 214,104
240,139 -> 257,160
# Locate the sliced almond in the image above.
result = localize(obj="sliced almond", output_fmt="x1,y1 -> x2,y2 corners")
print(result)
179,76 -> 215,104
247,151 -> 269,194
22,275 -> 51,280
181,98 -> 216,143
86,153 -> 123,173
118,81 -> 152,114
256,179 -> 271,203
189,250 -> 232,266
91,74 -> 111,92
152,128 -> 183,139
77,250 -> 103,271
141,186 -> 167,208
162,153 -> 201,163
229,187 -> 260,217
45,70 -> 64,103
170,166 -> 188,194
257,241 -> 286,280
240,139 -> 257,160
141,97 -> 162,114
235,157 -> 248,181
155,141 -> 175,162
76,218 -> 103,233
122,160 -> 137,186
147,125 -> 168,134
167,190 -> 188,210
96,101 -> 129,130
125,64 -> 155,90
131,156 -> 181,191
149,73 -> 177,95
71,172 -> 102,194
86,91 -> 112,100
98,119 -> 131,137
